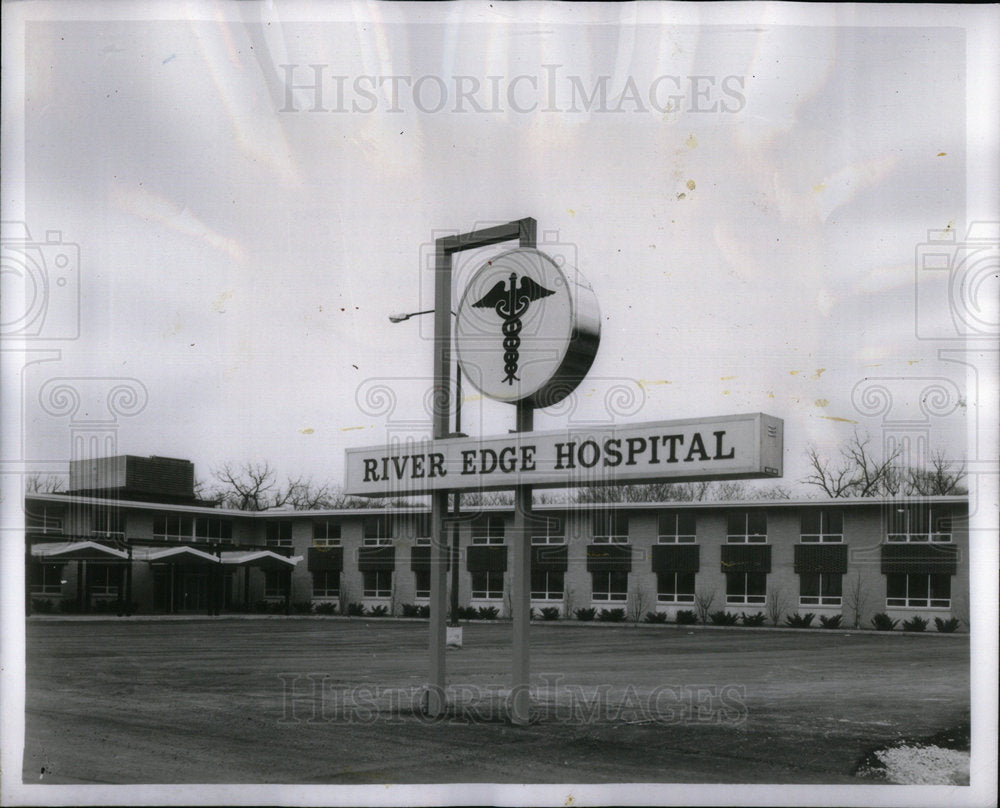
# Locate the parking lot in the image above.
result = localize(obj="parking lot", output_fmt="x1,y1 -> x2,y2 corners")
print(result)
23,617 -> 969,784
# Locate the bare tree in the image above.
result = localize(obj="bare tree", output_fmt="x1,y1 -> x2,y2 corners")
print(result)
842,570 -> 875,629
765,585 -> 790,626
626,582 -> 652,623
574,480 -> 791,504
24,474 -> 66,494
906,450 -> 968,496
210,461 -> 286,511
460,490 -> 515,507
693,587 -> 716,625
285,477 -> 335,510
802,431 -> 903,498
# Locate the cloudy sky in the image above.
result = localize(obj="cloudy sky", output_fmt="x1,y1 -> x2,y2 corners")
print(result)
5,2 -> 997,498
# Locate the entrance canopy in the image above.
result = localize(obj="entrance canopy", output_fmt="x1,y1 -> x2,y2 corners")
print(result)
31,541 -> 129,562
132,546 -> 221,565
220,550 -> 302,570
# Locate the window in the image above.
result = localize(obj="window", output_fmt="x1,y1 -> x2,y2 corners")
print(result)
264,569 -> 286,598
414,569 -> 431,599
658,511 -> 697,543
531,515 -> 565,544
592,511 -> 628,543
363,569 -> 392,598
30,563 -> 63,595
727,511 -> 767,543
471,569 -> 504,600
153,515 -> 192,541
312,570 -> 340,598
726,571 -> 767,604
888,506 -> 953,542
266,520 -> 293,547
886,573 -> 951,608
657,571 -> 696,603
26,504 -> 64,535
91,507 -> 124,540
800,510 -> 843,543
472,516 -> 505,544
312,520 -> 342,547
592,570 -> 628,602
402,515 -> 431,541
363,516 -> 393,545
799,572 -> 842,606
195,517 -> 232,540
531,569 -> 564,600
88,564 -> 118,596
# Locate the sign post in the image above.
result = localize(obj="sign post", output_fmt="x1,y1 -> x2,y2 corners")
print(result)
368,219 -> 784,725
425,218 -> 540,718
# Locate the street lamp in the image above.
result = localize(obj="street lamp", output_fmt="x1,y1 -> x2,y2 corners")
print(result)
389,308 -> 463,628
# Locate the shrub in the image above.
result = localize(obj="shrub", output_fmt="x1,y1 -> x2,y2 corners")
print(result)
292,601 -> 314,615
456,606 -> 478,620
368,605 -> 389,617
417,605 -> 430,618
709,610 -> 739,626
675,609 -> 697,625
784,613 -> 816,628
346,602 -> 365,616
740,611 -> 767,627
477,606 -> 499,620
871,612 -> 899,631
540,607 -> 561,621
902,615 -> 928,632
30,598 -> 55,614
401,604 -> 420,617
819,614 -> 843,629
598,608 -> 626,623
92,599 -> 118,614
934,616 -> 960,633
314,602 -> 337,615
575,607 -> 596,622
644,611 -> 668,623
59,600 -> 81,614
269,600 -> 288,614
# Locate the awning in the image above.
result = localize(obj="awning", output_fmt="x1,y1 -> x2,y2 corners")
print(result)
308,546 -> 344,572
220,550 -> 302,570
30,541 -> 128,562
586,543 -> 632,573
133,546 -> 222,565
651,545 -> 700,574
720,544 -> 771,574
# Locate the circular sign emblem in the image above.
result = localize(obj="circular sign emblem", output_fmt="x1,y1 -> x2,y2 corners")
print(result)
455,247 -> 601,408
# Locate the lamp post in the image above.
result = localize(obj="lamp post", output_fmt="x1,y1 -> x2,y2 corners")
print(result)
389,309 -> 463,630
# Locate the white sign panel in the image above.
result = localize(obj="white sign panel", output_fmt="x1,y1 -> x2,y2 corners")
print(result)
345,413 -> 783,497
455,247 -> 601,408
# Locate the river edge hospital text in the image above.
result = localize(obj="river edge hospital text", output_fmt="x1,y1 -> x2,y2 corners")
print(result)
345,414 -> 784,497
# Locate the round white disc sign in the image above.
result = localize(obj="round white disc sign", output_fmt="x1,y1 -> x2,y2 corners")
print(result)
455,247 -> 601,408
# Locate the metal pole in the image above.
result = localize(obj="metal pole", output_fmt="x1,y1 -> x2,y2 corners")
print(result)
426,236 -> 451,718
449,346 -> 462,627
510,219 -> 536,726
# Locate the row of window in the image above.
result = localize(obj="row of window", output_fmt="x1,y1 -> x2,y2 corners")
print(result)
304,569 -> 953,609
31,563 -> 953,611
28,506 -> 957,544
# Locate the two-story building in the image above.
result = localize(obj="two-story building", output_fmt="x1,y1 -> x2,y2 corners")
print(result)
25,455 -> 968,629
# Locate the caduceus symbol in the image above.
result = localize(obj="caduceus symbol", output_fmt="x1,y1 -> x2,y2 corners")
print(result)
472,272 -> 555,385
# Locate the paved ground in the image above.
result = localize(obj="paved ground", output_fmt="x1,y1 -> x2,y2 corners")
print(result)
23,617 -> 969,784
